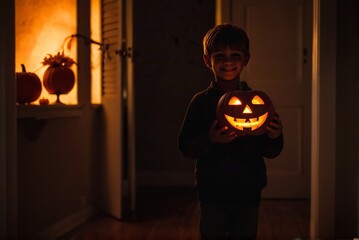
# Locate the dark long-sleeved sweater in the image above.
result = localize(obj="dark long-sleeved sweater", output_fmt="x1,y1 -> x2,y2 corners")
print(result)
178,81 -> 284,205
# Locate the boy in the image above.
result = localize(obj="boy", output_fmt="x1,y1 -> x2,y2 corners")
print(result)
178,23 -> 283,239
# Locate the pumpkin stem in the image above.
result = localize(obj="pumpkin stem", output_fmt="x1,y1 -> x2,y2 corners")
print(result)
21,64 -> 26,73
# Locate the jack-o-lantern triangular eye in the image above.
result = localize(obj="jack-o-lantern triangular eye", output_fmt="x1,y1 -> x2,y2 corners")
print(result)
252,95 -> 264,105
229,96 -> 242,105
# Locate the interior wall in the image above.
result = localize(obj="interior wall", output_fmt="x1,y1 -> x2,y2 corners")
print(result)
335,0 -> 358,237
133,0 -> 215,185
17,109 -> 101,238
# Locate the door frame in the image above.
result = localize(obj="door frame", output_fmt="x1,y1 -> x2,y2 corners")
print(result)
310,0 -> 336,238
215,0 -> 337,238
1,0 -> 17,238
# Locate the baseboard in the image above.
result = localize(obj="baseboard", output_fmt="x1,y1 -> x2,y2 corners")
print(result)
137,171 -> 195,186
36,206 -> 97,239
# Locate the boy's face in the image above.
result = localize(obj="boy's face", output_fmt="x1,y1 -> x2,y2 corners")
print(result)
204,47 -> 248,81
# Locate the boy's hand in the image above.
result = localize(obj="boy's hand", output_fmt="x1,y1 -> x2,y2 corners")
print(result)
266,113 -> 283,139
208,120 -> 237,143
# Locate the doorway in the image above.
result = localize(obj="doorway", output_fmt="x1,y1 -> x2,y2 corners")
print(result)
219,0 -> 312,199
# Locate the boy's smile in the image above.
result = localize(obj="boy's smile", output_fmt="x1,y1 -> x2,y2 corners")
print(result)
219,65 -> 238,77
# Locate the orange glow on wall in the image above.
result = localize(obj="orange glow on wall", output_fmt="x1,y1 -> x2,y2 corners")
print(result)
91,0 -> 102,104
16,0 -> 78,105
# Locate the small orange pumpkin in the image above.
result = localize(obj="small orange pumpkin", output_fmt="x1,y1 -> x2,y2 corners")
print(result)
216,90 -> 275,136
39,97 -> 50,105
16,64 -> 42,104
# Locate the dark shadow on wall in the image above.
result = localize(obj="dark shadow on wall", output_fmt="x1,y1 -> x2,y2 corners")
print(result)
133,0 -> 215,185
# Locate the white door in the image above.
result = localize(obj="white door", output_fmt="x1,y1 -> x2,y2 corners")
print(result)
220,0 -> 312,198
99,0 -> 135,219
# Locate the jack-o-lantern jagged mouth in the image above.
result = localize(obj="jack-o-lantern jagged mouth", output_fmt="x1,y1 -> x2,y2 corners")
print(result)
224,112 -> 268,131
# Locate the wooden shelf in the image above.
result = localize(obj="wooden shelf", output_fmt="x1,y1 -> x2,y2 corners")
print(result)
17,104 -> 85,119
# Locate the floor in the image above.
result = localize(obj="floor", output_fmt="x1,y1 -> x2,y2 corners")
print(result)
60,186 -> 310,240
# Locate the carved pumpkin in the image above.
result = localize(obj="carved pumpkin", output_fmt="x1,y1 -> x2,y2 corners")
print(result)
16,64 -> 42,104
216,90 -> 275,136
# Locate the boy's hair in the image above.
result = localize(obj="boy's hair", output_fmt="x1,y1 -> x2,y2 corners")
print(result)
203,23 -> 250,61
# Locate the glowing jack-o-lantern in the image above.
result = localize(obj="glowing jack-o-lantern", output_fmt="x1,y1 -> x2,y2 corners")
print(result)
216,90 -> 275,136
